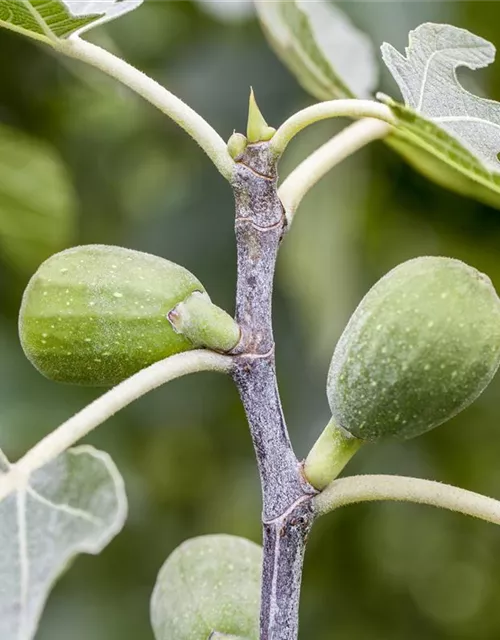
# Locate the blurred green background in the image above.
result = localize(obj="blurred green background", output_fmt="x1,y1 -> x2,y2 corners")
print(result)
1,1 -> 500,638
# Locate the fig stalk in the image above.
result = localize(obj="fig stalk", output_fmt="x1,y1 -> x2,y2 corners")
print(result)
304,419 -> 363,490
168,291 -> 241,353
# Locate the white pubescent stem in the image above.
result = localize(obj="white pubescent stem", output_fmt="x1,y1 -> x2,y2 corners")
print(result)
55,37 -> 235,181
0,350 -> 233,502
314,474 -> 500,526
279,119 -> 392,221
270,99 -> 395,158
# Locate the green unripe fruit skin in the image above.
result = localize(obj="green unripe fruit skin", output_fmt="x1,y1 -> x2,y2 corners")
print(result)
19,245 -> 204,386
151,535 -> 261,640
328,257 -> 500,442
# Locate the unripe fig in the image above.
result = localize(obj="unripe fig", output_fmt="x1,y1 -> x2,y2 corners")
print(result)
305,257 -> 500,490
19,245 -> 239,386
328,256 -> 500,442
151,535 -> 261,640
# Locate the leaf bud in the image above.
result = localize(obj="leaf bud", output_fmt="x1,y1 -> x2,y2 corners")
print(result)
247,88 -> 276,143
227,132 -> 248,159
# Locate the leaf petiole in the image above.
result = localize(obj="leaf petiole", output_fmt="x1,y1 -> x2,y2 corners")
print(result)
315,474 -> 500,526
279,118 -> 392,220
270,99 -> 395,158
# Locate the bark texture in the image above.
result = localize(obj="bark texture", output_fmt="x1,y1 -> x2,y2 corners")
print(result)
231,142 -> 317,640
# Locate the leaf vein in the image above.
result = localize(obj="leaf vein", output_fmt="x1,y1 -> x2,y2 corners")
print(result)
26,486 -> 104,526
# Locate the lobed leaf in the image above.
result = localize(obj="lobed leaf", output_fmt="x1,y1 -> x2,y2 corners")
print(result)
0,0 -> 143,43
151,534 -> 261,640
382,23 -> 500,171
0,445 -> 127,640
257,10 -> 500,209
255,0 -> 378,100
381,23 -> 500,208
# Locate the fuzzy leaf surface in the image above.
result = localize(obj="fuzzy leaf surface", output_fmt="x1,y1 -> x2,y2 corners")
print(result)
0,0 -> 143,42
0,445 -> 127,640
382,23 -> 500,208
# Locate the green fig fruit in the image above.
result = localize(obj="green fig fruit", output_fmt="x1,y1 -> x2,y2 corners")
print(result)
151,535 -> 261,640
305,256 -> 500,490
328,256 -> 500,442
19,245 -> 239,386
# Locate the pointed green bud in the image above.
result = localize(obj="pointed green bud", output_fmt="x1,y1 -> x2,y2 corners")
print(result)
304,418 -> 363,490
247,89 -> 276,143
327,257 -> 500,443
227,131 -> 248,159
19,245 -> 235,386
168,291 -> 240,353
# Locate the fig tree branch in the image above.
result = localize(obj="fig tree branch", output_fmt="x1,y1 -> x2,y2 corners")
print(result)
231,139 -> 316,640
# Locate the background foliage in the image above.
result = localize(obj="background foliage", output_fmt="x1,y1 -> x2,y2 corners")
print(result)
1,2 -> 500,638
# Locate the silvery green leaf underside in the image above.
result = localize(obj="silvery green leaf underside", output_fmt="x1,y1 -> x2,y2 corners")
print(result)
381,94 -> 500,209
0,445 -> 127,640
380,23 -> 500,208
0,0 -> 143,42
382,22 -> 500,172
255,8 -> 500,208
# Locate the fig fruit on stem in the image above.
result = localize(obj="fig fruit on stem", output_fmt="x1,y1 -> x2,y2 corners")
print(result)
305,257 -> 500,489
19,245 -> 239,386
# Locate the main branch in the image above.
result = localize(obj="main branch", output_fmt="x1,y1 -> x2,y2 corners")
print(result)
231,142 -> 316,640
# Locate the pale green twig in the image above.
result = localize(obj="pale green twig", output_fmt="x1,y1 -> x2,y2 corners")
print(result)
271,99 -> 395,158
315,474 -> 500,526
